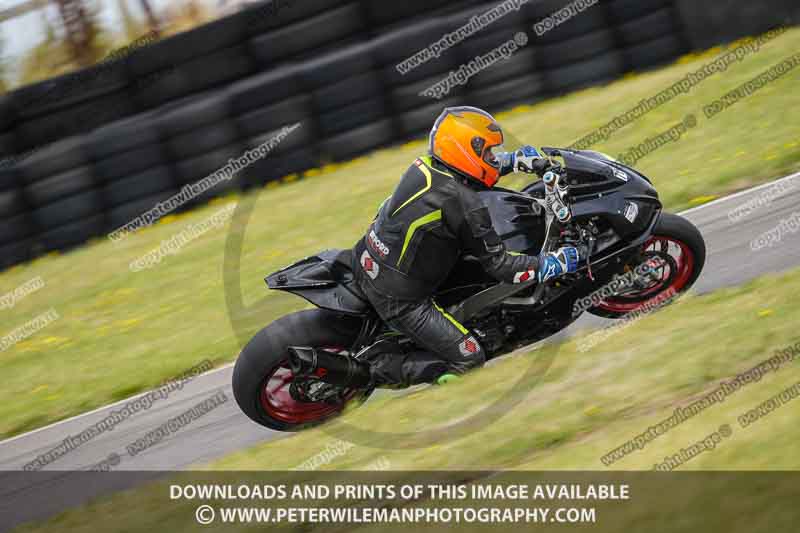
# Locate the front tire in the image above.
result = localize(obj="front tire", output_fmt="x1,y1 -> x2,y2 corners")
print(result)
588,212 -> 706,319
232,309 -> 371,431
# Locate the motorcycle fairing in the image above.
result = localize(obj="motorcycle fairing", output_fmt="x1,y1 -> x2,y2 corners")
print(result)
266,249 -> 370,316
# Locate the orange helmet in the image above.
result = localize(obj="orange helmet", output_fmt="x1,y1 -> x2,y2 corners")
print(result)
429,106 -> 505,188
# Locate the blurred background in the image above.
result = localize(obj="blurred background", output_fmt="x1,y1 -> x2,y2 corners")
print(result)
0,0 -> 273,86
0,0 -> 798,272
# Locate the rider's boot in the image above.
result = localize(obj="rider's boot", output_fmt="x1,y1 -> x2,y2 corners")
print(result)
288,344 -> 451,389
366,351 -> 451,388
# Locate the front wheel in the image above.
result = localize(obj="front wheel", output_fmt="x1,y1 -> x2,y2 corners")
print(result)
232,309 -> 372,431
588,212 -> 706,319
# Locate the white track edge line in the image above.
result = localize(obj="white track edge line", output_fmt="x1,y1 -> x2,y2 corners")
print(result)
678,171 -> 800,216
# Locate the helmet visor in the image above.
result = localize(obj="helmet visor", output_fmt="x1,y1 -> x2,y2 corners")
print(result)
484,144 -> 506,168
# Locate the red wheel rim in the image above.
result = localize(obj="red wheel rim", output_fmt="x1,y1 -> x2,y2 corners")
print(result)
596,235 -> 695,314
259,349 -> 358,424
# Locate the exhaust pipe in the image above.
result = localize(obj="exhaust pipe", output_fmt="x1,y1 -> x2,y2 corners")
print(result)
288,347 -> 372,388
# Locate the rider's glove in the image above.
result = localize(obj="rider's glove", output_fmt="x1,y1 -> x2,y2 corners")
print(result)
513,146 -> 551,176
538,246 -> 580,283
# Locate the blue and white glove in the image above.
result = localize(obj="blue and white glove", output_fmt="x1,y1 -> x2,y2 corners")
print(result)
512,146 -> 551,175
538,246 -> 580,283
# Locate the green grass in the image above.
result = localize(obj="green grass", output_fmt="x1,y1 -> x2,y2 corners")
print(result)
209,267 -> 800,472
12,267 -> 800,533
1,26 -> 800,438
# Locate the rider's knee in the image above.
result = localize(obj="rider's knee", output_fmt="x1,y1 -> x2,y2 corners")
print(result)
453,335 -> 486,371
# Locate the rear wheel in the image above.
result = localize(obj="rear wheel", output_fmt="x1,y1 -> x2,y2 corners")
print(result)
232,309 -> 372,431
588,212 -> 706,319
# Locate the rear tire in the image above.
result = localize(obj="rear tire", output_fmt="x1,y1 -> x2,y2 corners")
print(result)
588,212 -> 706,319
232,309 -> 371,431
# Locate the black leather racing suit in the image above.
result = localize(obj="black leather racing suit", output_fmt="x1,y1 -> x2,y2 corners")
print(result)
353,155 -> 542,387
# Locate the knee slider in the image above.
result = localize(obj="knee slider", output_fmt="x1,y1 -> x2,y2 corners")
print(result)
456,335 -> 486,369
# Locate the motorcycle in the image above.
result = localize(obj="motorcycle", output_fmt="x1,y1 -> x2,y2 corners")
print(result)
232,147 -> 706,431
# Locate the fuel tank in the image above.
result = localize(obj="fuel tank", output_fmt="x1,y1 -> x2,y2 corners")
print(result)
436,189 -> 546,301
478,188 -> 546,254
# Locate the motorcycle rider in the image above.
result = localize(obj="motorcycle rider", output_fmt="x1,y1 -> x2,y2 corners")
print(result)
292,107 -> 579,389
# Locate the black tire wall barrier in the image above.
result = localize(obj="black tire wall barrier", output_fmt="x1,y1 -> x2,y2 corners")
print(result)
675,0 -> 800,50
0,0 -> 796,270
